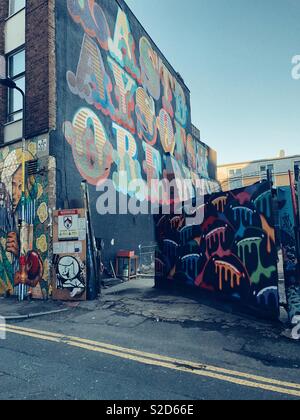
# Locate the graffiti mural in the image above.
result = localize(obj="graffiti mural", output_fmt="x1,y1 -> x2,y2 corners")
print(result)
155,181 -> 280,319
62,0 -> 219,205
54,0 -> 220,264
277,187 -> 300,323
0,142 -> 50,299
63,108 -> 113,186
52,209 -> 87,301
56,256 -> 86,299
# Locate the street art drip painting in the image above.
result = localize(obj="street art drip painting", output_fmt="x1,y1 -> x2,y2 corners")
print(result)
62,0 -> 220,201
155,181 -> 280,319
0,143 -> 50,299
277,187 -> 300,323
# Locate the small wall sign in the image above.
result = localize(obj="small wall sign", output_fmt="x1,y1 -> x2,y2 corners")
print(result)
58,210 -> 79,241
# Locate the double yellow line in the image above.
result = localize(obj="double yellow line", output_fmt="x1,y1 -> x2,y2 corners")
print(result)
1,324 -> 300,398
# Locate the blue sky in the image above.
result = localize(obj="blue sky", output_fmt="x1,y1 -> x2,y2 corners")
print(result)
126,0 -> 300,165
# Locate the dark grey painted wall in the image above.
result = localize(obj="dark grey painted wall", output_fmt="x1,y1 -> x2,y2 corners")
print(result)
51,0 -> 216,264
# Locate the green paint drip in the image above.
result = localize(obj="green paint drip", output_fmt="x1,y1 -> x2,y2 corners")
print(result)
237,237 -> 262,264
238,237 -> 276,284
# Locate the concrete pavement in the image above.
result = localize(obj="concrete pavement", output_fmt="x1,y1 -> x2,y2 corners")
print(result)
0,296 -> 69,320
0,277 -> 293,336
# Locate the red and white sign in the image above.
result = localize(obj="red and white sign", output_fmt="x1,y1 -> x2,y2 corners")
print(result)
58,210 -> 79,241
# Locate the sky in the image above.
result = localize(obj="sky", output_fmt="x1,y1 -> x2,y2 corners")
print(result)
126,0 -> 300,165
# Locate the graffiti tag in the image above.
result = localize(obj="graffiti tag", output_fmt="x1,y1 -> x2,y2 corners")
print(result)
291,323 -> 300,340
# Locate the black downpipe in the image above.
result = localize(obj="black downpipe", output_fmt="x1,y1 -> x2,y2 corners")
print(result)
81,181 -> 100,300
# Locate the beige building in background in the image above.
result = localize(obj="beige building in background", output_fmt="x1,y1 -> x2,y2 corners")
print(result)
218,151 -> 300,191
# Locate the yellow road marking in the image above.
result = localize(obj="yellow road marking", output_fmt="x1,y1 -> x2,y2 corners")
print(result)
4,324 -> 300,390
1,324 -> 300,398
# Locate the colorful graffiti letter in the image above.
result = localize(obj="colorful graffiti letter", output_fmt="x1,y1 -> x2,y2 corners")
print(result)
139,36 -> 160,101
174,79 -> 188,127
107,56 -> 137,133
142,142 -> 162,202
108,7 -> 140,81
135,87 -> 157,145
157,109 -> 175,154
63,108 -> 113,186
67,0 -> 111,50
174,120 -> 186,162
67,35 -> 115,117
160,61 -> 174,118
112,123 -> 145,200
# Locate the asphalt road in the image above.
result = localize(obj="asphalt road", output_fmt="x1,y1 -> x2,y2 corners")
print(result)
0,310 -> 300,401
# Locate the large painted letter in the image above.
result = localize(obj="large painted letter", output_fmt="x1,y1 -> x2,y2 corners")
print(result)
67,0 -> 111,50
135,87 -> 157,146
112,123 -> 145,200
186,134 -> 197,172
139,36 -> 160,100
157,109 -> 175,154
67,35 -> 115,117
174,120 -> 186,162
142,142 -> 162,203
63,108 -> 113,186
174,79 -> 188,127
108,8 -> 141,81
160,61 -> 174,118
196,141 -> 209,178
107,57 -> 137,134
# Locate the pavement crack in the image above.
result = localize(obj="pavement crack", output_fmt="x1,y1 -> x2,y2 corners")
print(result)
224,345 -> 300,369
0,369 -> 28,383
172,362 -> 207,372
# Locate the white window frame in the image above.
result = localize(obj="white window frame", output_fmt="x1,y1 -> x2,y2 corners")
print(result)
9,0 -> 26,17
7,47 -> 25,123
294,160 -> 300,181
228,168 -> 243,190
260,164 -> 276,185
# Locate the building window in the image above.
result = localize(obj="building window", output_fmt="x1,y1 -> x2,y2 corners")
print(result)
260,164 -> 275,182
294,161 -> 300,182
260,165 -> 274,181
7,49 -> 25,123
9,0 -> 26,16
228,168 -> 243,190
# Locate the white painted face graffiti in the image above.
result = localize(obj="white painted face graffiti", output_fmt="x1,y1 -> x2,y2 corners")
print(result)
58,256 -> 80,281
56,256 -> 85,298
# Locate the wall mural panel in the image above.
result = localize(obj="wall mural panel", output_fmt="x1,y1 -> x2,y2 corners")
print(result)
55,0 -> 219,264
0,142 -> 50,299
155,181 -> 280,319
277,187 -> 300,323
52,209 -> 87,301
62,0 -> 220,203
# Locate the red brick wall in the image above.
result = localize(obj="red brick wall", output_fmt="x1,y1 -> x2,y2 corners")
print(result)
26,0 -> 56,138
0,1 -> 8,142
0,1 -> 55,142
